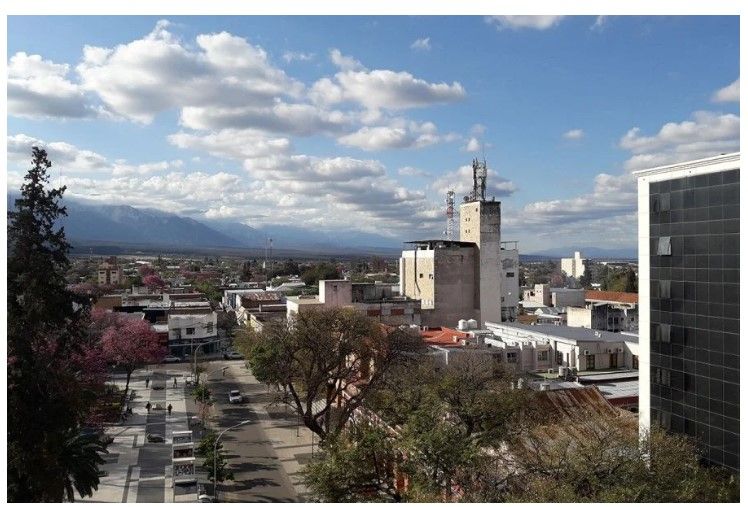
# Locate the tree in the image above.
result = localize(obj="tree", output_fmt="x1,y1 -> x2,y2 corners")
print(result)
142,273 -> 166,290
197,431 -> 235,483
58,429 -> 108,502
303,420 -> 403,502
194,280 -> 221,303
503,414 -> 738,502
300,262 -> 340,286
579,260 -> 592,288
101,318 -> 166,395
237,307 -> 422,441
7,148 -> 105,501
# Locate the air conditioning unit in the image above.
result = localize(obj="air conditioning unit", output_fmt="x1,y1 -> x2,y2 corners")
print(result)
584,350 -> 591,356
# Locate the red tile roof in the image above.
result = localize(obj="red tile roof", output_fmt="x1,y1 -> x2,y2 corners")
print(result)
421,327 -> 470,348
585,290 -> 638,304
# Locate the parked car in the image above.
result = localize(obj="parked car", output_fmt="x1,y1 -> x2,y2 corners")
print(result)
80,427 -> 114,447
228,389 -> 243,404
223,351 -> 244,360
163,355 -> 183,364
146,433 -> 165,443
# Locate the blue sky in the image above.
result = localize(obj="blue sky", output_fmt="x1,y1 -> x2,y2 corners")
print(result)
7,15 -> 740,252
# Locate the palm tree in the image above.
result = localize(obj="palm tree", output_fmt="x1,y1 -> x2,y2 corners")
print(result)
59,428 -> 109,502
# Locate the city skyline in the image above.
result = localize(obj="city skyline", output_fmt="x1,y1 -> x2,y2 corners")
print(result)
7,15 -> 739,252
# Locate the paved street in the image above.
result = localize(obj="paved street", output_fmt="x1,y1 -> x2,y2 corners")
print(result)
207,362 -> 298,502
84,360 -> 317,502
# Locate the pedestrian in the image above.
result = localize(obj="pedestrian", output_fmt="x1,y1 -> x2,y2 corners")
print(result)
145,401 -> 151,413
173,377 -> 177,388
145,377 -> 150,388
167,404 -> 173,416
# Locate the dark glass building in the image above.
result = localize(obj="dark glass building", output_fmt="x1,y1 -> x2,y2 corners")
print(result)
637,153 -> 740,473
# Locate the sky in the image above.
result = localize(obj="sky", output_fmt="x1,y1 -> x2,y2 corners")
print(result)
6,15 -> 740,253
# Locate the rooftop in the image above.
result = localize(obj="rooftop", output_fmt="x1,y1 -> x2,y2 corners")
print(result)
633,152 -> 739,177
585,290 -> 638,305
286,295 -> 324,305
421,327 -> 470,348
486,321 -> 638,344
404,239 -> 475,248
241,291 -> 283,302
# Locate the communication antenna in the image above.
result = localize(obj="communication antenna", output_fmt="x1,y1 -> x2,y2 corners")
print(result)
445,190 -> 455,240
471,158 -> 487,202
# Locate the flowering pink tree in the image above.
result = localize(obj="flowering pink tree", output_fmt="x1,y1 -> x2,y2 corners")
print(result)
142,273 -> 166,291
138,265 -> 155,277
101,318 -> 166,394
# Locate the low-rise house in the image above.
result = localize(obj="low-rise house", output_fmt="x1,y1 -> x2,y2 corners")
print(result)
567,290 -> 638,332
236,292 -> 285,326
484,321 -> 639,374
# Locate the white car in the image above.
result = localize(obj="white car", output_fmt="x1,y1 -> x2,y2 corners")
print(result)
162,355 -> 182,364
223,351 -> 244,360
228,390 -> 243,404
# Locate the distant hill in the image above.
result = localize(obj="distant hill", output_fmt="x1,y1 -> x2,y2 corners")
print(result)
6,193 -> 404,256
525,246 -> 637,260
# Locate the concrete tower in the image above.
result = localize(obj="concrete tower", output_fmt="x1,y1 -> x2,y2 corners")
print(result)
460,159 -> 502,326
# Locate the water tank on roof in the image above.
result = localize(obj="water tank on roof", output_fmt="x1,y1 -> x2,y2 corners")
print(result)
467,319 -> 478,330
457,319 -> 468,331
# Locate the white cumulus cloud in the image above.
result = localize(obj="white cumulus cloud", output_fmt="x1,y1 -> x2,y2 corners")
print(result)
563,129 -> 585,140
486,16 -> 565,31
711,78 -> 739,103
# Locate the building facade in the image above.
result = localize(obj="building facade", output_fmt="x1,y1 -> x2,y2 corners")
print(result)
97,256 -> 123,285
500,241 -> 520,321
561,251 -> 586,279
636,152 -> 739,472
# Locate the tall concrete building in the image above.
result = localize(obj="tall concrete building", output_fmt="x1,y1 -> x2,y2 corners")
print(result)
561,251 -> 587,279
460,199 -> 502,325
636,152 -> 739,472
400,159 -> 502,327
500,241 -> 520,321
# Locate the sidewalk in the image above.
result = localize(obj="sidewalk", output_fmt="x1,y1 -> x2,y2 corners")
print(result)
224,363 -> 319,501
85,368 -> 192,503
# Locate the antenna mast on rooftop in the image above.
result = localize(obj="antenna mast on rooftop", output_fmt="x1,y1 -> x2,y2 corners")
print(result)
445,190 -> 455,240
471,158 -> 487,202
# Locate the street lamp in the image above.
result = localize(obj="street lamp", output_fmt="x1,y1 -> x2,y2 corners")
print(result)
214,420 -> 250,501
193,339 -> 223,384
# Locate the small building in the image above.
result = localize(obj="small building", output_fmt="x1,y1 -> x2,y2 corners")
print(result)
287,279 -> 421,326
522,283 -> 551,307
484,321 -> 639,374
567,290 -> 638,332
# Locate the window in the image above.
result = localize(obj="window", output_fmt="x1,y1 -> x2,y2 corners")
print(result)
186,327 -> 195,335
651,193 -> 671,212
654,323 -> 671,343
428,273 -> 434,280
506,272 -> 515,278
419,273 -> 424,278
657,236 -> 672,256
506,352 -> 518,363
659,280 -> 671,299
654,368 -> 671,386
537,350 -> 549,361
632,355 -> 639,370
556,351 -> 563,365
206,323 -> 214,335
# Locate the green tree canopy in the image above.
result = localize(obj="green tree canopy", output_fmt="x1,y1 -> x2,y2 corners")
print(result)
8,148 -> 105,501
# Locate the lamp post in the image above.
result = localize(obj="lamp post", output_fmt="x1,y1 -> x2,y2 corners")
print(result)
213,420 -> 250,501
193,339 -> 223,384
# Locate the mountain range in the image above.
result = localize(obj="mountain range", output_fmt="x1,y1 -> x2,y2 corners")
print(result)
7,194 -> 637,259
6,194 -> 404,256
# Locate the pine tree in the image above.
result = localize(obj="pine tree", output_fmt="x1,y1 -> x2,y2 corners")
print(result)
8,148 -> 105,501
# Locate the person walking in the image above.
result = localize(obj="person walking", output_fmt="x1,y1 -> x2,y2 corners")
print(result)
167,404 -> 173,416
173,377 -> 177,388
145,401 -> 151,414
145,377 -> 150,388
